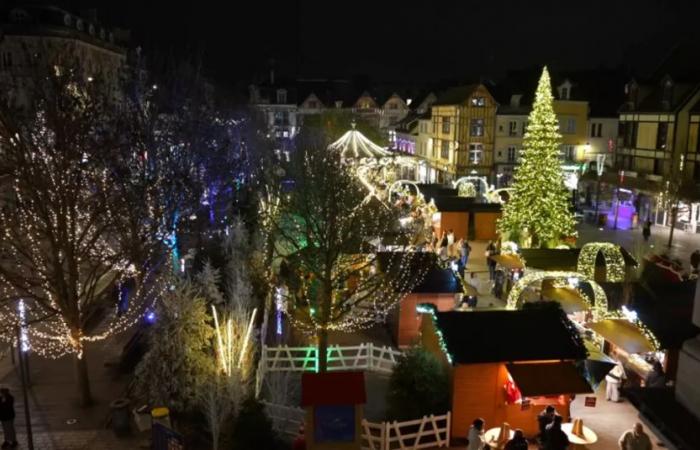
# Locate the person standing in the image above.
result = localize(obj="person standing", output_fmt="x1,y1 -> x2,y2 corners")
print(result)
618,422 -> 652,450
446,228 -> 455,246
537,405 -> 558,443
504,429 -> 528,450
460,240 -> 472,276
644,361 -> 666,388
486,241 -> 498,280
544,415 -> 570,450
642,220 -> 651,242
0,387 -> 17,449
606,359 -> 626,402
466,418 -> 486,450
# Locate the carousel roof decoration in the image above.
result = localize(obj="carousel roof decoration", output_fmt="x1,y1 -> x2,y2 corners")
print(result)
328,122 -> 392,159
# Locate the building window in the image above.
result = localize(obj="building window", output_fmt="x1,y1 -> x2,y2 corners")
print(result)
622,121 -> 638,147
654,158 -> 663,175
469,144 -> 483,164
442,117 -> 451,134
508,121 -> 517,136
274,111 -> 289,126
562,118 -> 576,134
388,102 -> 398,110
307,100 -> 318,109
522,121 -> 527,136
591,122 -> 603,137
561,87 -> 569,100
470,119 -> 484,137
470,97 -> 486,107
561,145 -> 575,161
276,89 -> 287,104
441,140 -> 450,159
657,122 -> 668,150
507,146 -> 517,162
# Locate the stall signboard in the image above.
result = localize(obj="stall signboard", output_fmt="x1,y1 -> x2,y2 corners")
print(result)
584,396 -> 597,408
520,398 -> 531,411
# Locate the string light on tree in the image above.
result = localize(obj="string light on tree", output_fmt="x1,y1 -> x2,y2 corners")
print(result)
497,66 -> 577,248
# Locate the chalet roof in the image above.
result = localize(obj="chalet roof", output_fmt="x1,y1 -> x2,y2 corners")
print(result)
434,84 -> 480,106
519,248 -> 637,271
433,196 -> 502,211
301,372 -> 366,406
432,303 -> 588,364
411,266 -> 462,294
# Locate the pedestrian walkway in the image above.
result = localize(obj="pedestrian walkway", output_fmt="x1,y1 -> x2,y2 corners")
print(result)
578,222 -> 700,271
0,329 -> 146,450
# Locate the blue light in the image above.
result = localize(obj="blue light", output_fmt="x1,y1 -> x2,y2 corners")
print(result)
145,310 -> 156,324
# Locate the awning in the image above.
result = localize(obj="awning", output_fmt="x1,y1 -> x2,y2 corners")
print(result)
507,362 -> 593,397
490,254 -> 524,270
580,341 -> 617,388
541,286 -> 590,314
587,319 -> 656,354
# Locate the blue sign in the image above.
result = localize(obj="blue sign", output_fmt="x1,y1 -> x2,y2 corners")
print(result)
153,422 -> 185,450
314,405 -> 355,443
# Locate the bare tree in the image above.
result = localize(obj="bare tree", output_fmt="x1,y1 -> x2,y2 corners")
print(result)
266,137 -> 428,371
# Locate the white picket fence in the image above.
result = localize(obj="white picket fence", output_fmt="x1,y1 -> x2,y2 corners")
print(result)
262,401 -> 305,438
262,400 -> 451,450
256,343 -> 402,396
362,413 -> 451,450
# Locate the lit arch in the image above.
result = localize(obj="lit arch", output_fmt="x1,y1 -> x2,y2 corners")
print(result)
506,270 -> 608,320
577,242 -> 626,282
452,176 -> 489,196
388,180 -> 423,200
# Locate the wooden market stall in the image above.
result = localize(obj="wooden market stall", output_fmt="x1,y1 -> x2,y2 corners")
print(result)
420,191 -> 502,242
389,265 -> 465,348
419,304 -> 591,439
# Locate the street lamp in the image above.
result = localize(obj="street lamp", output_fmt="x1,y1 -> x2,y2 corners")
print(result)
594,153 -> 606,226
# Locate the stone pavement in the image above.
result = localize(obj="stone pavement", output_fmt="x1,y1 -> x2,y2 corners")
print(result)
0,329 -> 147,450
577,222 -> 700,271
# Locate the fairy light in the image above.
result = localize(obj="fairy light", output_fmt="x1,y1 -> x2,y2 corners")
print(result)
577,242 -> 626,282
416,303 -> 453,364
506,270 -> 608,320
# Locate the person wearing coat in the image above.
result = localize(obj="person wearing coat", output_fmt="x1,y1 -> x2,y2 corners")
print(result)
467,418 -> 486,450
504,429 -> 529,450
0,387 -> 17,449
618,422 -> 652,450
606,360 -> 626,402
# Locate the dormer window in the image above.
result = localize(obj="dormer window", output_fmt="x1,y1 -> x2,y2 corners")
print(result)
335,100 -> 343,109
276,89 -> 287,104
471,97 -> 486,107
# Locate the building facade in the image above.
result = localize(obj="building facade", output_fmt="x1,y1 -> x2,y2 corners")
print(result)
430,84 -> 498,179
494,80 -> 590,187
0,4 -> 129,109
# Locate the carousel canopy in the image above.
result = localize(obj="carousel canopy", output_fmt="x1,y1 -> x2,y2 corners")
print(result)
328,125 -> 392,159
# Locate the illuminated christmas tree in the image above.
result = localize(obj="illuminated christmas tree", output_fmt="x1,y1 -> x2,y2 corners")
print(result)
498,67 -> 576,247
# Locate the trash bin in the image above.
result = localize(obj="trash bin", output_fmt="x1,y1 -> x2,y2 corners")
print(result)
110,398 -> 131,435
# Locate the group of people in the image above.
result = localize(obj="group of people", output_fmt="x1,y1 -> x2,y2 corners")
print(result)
466,418 -> 528,450
428,229 -> 472,275
536,406 -> 571,450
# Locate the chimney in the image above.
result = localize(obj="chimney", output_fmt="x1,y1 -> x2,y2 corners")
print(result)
510,94 -> 522,108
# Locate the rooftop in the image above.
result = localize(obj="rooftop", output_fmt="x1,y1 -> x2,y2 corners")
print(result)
431,303 -> 588,364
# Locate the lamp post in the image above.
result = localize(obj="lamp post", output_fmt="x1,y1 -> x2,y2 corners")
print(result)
594,154 -> 606,226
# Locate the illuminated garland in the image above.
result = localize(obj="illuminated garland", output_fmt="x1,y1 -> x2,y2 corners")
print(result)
577,242 -> 626,282
416,303 -> 453,364
457,182 -> 477,198
506,270 -> 608,320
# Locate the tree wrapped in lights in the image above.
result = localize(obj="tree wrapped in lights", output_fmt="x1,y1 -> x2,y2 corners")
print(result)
498,67 -> 576,247
267,136 -> 429,371
0,65 -> 172,405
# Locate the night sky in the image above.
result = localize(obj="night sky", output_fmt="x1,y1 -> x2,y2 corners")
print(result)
67,0 -> 700,85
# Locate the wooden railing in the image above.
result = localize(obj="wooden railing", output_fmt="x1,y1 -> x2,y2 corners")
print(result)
362,413 -> 451,450
256,343 -> 402,396
261,400 -> 451,450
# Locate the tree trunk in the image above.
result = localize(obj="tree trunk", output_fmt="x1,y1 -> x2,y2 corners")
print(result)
75,351 -> 93,406
317,328 -> 329,373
